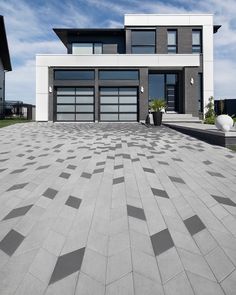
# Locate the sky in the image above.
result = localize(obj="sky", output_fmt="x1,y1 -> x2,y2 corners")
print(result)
1,0 -> 236,104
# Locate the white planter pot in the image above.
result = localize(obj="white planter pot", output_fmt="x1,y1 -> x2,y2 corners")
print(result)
215,115 -> 233,132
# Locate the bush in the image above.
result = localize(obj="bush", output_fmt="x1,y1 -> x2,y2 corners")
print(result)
204,96 -> 216,124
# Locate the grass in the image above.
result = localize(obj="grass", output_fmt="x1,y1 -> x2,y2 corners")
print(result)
229,145 -> 236,152
0,118 -> 31,128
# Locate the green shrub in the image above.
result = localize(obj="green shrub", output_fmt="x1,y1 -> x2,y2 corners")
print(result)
204,116 -> 215,125
204,96 -> 216,124
149,99 -> 167,112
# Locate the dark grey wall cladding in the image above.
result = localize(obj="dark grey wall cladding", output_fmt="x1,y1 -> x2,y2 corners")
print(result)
184,67 -> 199,116
125,26 -> 203,54
67,33 -> 125,54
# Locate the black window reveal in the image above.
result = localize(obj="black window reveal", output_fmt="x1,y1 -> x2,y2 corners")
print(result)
192,30 -> 202,53
54,70 -> 95,80
131,30 -> 156,54
99,70 -> 139,80
198,73 -> 203,112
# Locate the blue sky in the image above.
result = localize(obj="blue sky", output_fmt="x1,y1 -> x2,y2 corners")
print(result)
1,0 -> 236,104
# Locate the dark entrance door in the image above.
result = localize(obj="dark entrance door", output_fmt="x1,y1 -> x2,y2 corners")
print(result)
166,84 -> 176,112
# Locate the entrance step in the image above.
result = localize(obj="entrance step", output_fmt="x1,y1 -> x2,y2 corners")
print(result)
162,113 -> 202,123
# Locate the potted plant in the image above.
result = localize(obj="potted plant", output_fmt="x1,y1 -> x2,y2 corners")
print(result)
149,99 -> 167,126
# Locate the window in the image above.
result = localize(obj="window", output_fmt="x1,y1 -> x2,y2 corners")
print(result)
131,30 -> 155,54
99,70 -> 139,80
192,30 -> 202,53
54,70 -> 95,80
149,74 -> 165,101
72,43 -> 103,54
167,30 -> 177,53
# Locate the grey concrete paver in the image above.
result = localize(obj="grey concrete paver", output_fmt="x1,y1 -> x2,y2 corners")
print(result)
0,122 -> 236,295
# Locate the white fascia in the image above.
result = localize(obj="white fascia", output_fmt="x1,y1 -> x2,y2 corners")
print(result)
124,14 -> 214,112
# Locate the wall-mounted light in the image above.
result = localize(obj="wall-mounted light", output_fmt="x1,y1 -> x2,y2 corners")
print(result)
49,86 -> 52,93
141,86 -> 144,93
190,77 -> 194,85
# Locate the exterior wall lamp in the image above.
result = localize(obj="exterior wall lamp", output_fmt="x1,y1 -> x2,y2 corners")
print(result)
141,86 -> 144,93
190,77 -> 194,85
49,86 -> 52,93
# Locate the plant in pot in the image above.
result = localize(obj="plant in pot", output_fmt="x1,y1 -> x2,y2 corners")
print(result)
149,99 -> 167,126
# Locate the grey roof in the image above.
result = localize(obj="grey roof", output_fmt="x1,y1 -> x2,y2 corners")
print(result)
0,15 -> 12,71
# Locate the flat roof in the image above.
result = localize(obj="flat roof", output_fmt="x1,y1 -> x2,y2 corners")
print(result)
53,28 -> 124,47
0,16 -> 12,71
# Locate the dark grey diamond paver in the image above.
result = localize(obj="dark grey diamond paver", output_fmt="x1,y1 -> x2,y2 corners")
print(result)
93,168 -> 104,174
107,156 -> 115,160
158,161 -> 169,165
0,168 -> 7,173
151,229 -> 174,256
184,215 -> 206,236
127,205 -> 146,221
113,176 -> 125,185
56,158 -> 64,163
27,156 -> 35,160
65,196 -> 82,209
212,195 -> 236,207
10,168 -> 27,174
53,144 -> 64,149
3,204 -> 33,220
36,165 -> 50,170
59,172 -> 71,179
169,176 -> 185,184
83,156 -> 92,160
147,155 -> 154,159
172,158 -> 183,162
43,188 -> 58,199
67,164 -> 76,170
67,156 -> 76,160
81,172 -> 92,179
24,161 -> 37,166
96,161 -> 105,166
7,183 -> 28,192
123,154 -> 131,159
207,171 -> 225,178
143,167 -> 155,174
0,230 -> 25,256
114,164 -> 123,170
131,158 -> 140,162
49,247 -> 85,284
151,188 -> 169,199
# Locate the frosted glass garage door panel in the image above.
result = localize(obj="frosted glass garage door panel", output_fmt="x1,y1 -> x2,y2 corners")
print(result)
57,105 -> 75,112
57,88 -> 75,95
119,114 -> 137,120
57,113 -> 75,121
100,96 -> 119,104
76,113 -> 94,121
100,114 -> 118,121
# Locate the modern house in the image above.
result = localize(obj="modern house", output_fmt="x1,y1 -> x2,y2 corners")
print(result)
0,15 -> 12,119
36,14 -> 220,122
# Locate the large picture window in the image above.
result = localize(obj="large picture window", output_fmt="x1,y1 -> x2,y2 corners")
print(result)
131,30 -> 155,54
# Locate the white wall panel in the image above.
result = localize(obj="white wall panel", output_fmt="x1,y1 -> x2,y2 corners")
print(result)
36,93 -> 48,121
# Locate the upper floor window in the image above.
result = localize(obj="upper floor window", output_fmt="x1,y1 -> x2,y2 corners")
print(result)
72,43 -> 103,54
192,30 -> 202,53
167,30 -> 177,53
131,30 -> 155,54
54,70 -> 95,80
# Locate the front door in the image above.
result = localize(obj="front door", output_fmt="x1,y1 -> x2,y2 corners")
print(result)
166,84 -> 176,112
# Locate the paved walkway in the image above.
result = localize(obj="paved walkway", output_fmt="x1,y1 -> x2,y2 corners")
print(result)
0,122 -> 236,295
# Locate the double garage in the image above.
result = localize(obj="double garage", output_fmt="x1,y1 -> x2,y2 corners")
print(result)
56,86 -> 138,122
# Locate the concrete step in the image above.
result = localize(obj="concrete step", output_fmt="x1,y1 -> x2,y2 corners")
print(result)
162,113 -> 202,123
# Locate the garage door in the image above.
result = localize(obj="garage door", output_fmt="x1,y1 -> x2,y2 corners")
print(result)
56,87 -> 94,121
100,87 -> 138,121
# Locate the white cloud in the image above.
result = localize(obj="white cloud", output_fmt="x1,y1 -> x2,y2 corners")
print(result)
1,0 -> 236,103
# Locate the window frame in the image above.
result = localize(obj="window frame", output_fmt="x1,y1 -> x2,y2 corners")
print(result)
167,30 -> 177,54
192,29 -> 202,53
98,70 -> 139,80
131,30 -> 156,54
72,42 -> 103,54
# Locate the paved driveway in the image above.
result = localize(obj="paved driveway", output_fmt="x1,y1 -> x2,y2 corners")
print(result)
0,122 -> 236,295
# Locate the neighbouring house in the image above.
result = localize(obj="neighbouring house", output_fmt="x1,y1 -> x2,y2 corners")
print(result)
0,15 -> 12,119
36,14 -> 220,122
214,99 -> 236,117
4,100 -> 35,120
